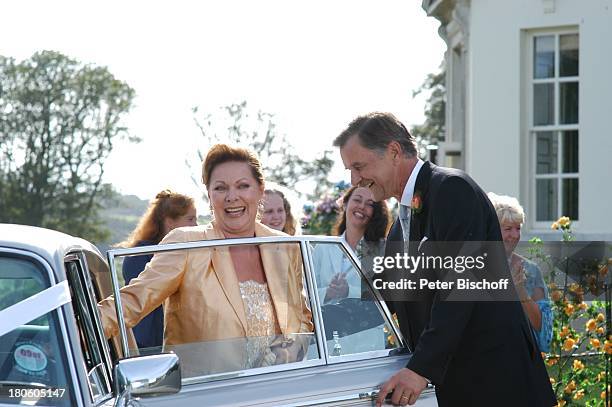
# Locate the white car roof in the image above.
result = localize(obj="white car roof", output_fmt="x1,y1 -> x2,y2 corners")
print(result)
0,224 -> 102,276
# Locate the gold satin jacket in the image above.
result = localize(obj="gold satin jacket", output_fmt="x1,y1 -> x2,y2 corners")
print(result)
98,222 -> 314,350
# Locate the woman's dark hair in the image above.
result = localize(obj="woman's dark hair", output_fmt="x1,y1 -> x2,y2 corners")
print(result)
332,186 -> 390,241
202,144 -> 264,188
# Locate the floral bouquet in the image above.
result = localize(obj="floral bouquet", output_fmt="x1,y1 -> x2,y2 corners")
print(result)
301,181 -> 350,235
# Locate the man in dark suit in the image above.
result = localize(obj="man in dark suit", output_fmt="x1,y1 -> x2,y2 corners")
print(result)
334,112 -> 556,406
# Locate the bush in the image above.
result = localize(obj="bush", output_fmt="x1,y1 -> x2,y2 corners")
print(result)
528,217 -> 611,406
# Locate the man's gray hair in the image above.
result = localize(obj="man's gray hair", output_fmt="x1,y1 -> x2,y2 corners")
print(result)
333,112 -> 418,157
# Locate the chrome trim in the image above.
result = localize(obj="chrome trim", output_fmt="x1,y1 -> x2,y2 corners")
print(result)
108,238 -> 329,385
76,250 -> 115,386
283,392 -> 362,406
104,235 -> 410,385
65,255 -> 112,389
354,384 -> 437,405
106,236 -> 345,358
274,383 -> 435,407
300,240 -> 328,363
93,393 -> 115,407
364,383 -> 436,398
0,247 -> 85,407
67,251 -> 117,405
107,235 -> 347,258
87,363 -> 110,402
181,356 -> 324,385
105,249 -> 130,357
335,239 -> 408,350
308,238 -> 402,364
306,240 -> 409,362
114,353 -> 181,400
327,349 -> 405,363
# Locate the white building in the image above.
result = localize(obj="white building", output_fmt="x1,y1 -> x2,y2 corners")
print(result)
422,0 -> 612,241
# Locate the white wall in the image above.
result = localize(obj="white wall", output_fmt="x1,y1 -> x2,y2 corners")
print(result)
466,0 -> 612,239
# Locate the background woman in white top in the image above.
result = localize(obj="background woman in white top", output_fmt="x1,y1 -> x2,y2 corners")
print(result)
318,186 -> 390,303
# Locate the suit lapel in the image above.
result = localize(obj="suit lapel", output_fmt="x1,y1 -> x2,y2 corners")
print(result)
211,247 -> 249,334
259,243 -> 289,333
209,224 -> 248,334
255,223 -> 289,333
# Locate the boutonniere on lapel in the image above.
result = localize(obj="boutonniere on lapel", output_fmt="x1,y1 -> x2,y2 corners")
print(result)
411,192 -> 423,216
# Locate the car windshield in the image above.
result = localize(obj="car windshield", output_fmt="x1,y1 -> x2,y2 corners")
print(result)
0,255 -> 74,406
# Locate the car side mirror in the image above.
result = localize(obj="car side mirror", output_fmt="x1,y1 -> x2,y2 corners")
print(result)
114,352 -> 181,401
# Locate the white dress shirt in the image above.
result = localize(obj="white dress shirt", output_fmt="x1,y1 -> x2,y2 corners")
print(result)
398,159 -> 424,244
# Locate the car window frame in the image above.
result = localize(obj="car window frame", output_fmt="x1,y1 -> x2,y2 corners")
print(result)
305,238 -> 408,363
106,236 -> 328,385
105,235 -> 408,384
64,252 -> 114,405
0,247 -> 83,407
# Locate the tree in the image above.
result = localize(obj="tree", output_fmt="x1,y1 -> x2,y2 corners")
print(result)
0,51 -> 136,242
410,64 -> 446,157
190,101 -> 334,201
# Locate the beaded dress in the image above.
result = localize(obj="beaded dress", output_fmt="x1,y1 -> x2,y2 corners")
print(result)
238,280 -> 279,368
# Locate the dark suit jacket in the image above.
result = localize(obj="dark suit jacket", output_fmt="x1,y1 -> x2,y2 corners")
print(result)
385,161 -> 555,407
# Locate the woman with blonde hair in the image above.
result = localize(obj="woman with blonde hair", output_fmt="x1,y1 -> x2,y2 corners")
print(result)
261,188 -> 299,235
119,189 -> 197,350
487,192 -> 553,352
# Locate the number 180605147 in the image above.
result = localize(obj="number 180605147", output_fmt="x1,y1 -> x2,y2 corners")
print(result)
8,388 -> 66,398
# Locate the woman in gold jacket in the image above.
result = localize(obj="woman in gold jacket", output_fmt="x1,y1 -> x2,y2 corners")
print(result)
98,144 -> 313,376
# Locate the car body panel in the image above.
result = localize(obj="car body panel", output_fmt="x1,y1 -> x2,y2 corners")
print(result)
142,357 -> 438,407
0,224 -> 438,407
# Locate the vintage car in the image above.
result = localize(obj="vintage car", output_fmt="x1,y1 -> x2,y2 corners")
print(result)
0,224 -> 438,406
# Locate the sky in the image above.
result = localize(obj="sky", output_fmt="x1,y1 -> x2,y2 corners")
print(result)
2,0 -> 445,210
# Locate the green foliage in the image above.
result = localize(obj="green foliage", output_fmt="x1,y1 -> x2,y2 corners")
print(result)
190,101 -> 334,201
410,65 -> 446,156
301,181 -> 350,235
528,217 -> 611,406
0,51 -> 136,243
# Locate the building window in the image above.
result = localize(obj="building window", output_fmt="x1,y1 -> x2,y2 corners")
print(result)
530,31 -> 579,223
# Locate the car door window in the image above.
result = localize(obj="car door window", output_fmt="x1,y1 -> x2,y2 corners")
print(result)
64,255 -> 112,404
309,242 -> 401,357
0,254 -> 74,406
105,241 -> 321,381
82,250 -> 130,362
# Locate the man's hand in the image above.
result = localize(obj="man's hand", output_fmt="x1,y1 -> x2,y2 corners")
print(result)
376,368 -> 428,406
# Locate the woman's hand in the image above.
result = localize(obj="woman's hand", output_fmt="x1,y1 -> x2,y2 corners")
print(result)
324,272 -> 349,302
259,347 -> 277,367
510,255 -> 530,301
270,335 -> 303,365
510,255 -> 526,286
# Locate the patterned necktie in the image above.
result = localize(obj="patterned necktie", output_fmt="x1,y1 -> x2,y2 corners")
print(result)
399,204 -> 411,252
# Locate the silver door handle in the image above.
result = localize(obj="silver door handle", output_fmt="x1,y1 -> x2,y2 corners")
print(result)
359,384 -> 434,400
358,390 -> 379,399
